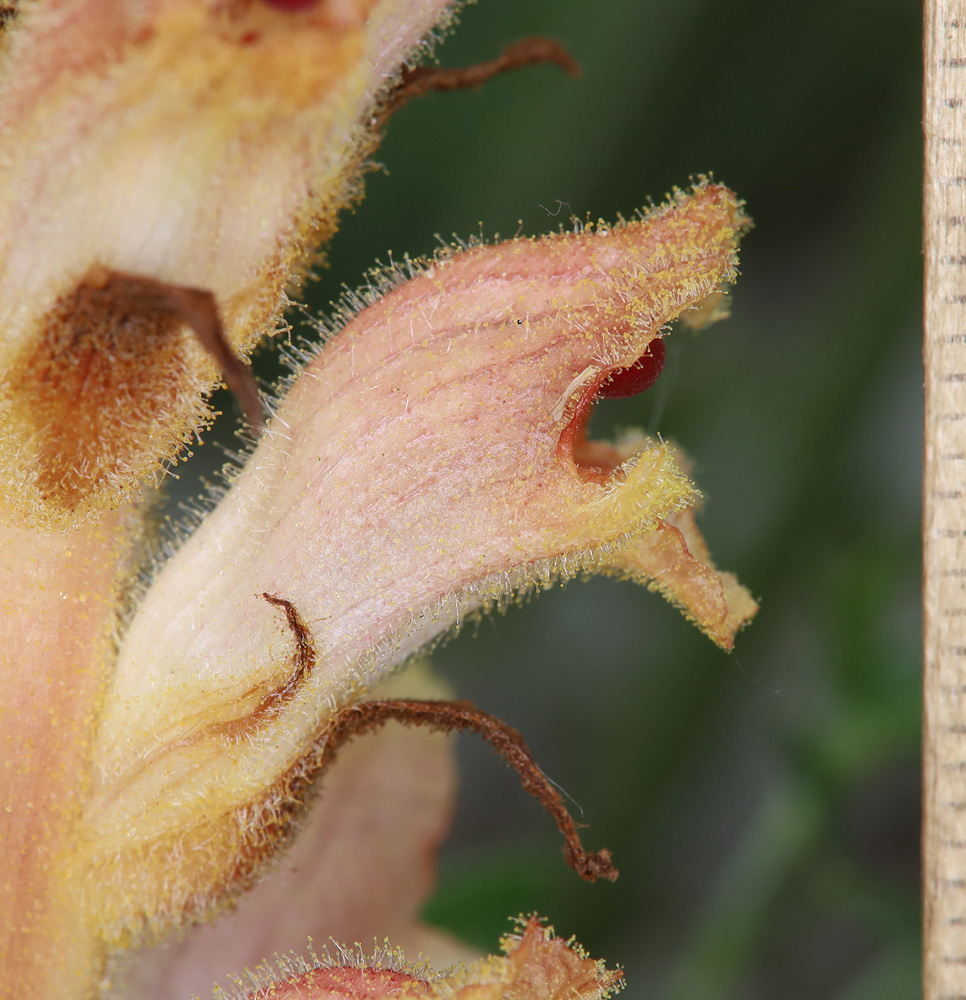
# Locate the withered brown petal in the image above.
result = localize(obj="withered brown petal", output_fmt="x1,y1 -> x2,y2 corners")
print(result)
0,0 -> 458,520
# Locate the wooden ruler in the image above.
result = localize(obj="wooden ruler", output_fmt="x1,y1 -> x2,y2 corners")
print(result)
926,3 -> 966,998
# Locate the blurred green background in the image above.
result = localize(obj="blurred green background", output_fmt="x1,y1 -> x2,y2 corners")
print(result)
191,1 -> 922,997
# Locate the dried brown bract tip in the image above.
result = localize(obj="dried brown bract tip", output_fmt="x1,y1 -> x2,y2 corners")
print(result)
321,696 -> 619,883
379,35 -> 580,125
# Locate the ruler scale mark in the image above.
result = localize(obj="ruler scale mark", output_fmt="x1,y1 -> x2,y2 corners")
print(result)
926,3 -> 966,998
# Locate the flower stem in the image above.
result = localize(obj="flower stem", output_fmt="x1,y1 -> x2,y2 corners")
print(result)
0,508 -> 137,998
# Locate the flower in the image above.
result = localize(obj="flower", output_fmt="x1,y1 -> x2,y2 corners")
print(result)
0,2 -> 755,998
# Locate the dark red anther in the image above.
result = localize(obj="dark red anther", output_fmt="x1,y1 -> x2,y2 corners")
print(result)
598,338 -> 666,399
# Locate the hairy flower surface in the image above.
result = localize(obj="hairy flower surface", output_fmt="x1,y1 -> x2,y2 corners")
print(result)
80,181 -> 753,951
0,0 -> 455,520
0,2 -> 756,998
